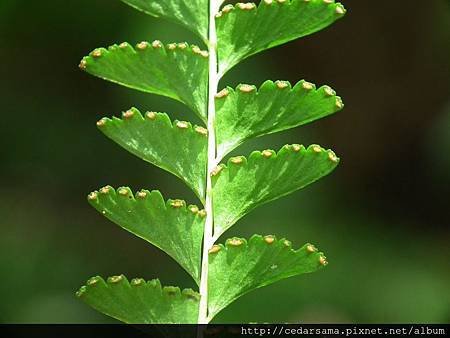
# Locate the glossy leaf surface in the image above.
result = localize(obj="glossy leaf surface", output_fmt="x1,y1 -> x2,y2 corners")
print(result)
208,235 -> 327,319
77,276 -> 199,323
97,108 -> 207,200
80,42 -> 208,120
217,0 -> 346,75
215,80 -> 344,159
212,145 -> 339,239
121,0 -> 208,40
88,188 -> 205,283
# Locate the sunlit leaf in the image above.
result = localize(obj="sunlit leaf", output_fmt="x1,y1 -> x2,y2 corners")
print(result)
88,188 -> 205,283
96,108 -> 207,200
79,41 -> 208,120
215,80 -> 344,159
121,0 -> 208,41
77,275 -> 199,323
212,145 -> 339,239
216,0 -> 346,75
208,235 -> 327,319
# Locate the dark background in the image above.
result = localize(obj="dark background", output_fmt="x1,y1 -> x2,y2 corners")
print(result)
0,0 -> 449,323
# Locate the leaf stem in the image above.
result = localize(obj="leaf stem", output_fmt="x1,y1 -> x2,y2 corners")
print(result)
198,0 -> 219,324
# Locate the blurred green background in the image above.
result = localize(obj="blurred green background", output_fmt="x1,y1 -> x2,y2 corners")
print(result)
1,0 -> 449,323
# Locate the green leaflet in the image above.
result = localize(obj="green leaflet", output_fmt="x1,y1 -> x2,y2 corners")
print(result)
216,0 -> 346,75
77,276 -> 199,324
208,235 -> 327,320
215,80 -> 344,160
96,108 -> 207,201
212,145 -> 339,240
121,0 -> 208,41
79,41 -> 208,121
87,188 -> 205,283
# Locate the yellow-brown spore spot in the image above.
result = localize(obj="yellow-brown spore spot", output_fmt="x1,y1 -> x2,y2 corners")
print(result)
208,245 -> 221,254
123,110 -> 134,119
189,205 -> 199,214
198,209 -> 207,218
211,165 -> 223,177
328,151 -> 339,163
136,191 -> 147,199
336,97 -> 344,109
239,84 -> 255,93
171,199 -> 185,208
230,156 -> 244,164
87,277 -> 99,286
292,144 -> 302,152
131,278 -> 144,286
335,4 -> 346,15
262,150 -> 273,158
119,42 -> 128,49
109,275 -> 123,283
264,235 -> 275,244
306,244 -> 317,253
283,239 -> 292,247
223,5 -> 233,13
200,50 -> 209,58
96,118 -> 107,127
88,192 -> 98,200
323,0 -> 334,3
118,188 -> 129,196
264,0 -> 273,4
79,59 -> 87,70
302,81 -> 314,90
151,40 -> 162,48
92,49 -> 102,58
276,81 -> 289,89
237,2 -> 256,10
168,43 -> 176,50
195,126 -> 208,136
178,43 -> 187,50
136,41 -> 148,50
215,88 -> 229,99
192,46 -> 201,54
319,256 -> 328,266
324,86 -> 335,96
228,238 -> 243,246
146,111 -> 157,120
100,186 -> 110,194
312,145 -> 322,153
176,121 -> 189,129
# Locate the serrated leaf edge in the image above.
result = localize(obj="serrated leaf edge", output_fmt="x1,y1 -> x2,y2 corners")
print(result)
96,107 -> 208,203
215,80 -> 344,160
